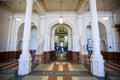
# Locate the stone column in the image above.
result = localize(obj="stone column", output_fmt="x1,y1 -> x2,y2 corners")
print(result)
18,0 -> 34,75
89,0 -> 105,77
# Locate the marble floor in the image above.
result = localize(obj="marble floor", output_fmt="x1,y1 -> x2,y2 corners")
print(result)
0,61 -> 120,80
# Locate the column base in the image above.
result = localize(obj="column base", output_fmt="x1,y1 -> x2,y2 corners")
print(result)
18,54 -> 32,75
90,58 -> 105,77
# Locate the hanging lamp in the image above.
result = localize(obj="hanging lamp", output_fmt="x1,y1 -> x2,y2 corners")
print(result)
59,1 -> 63,24
16,1 -> 22,21
103,0 -> 109,20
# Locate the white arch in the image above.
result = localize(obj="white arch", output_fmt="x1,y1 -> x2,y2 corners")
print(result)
98,22 -> 108,51
17,22 -> 39,34
30,26 -> 37,50
85,21 -> 108,51
48,21 -> 74,51
16,22 -> 38,51
48,21 -> 74,34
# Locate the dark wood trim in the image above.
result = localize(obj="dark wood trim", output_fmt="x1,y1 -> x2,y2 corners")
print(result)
101,51 -> 120,61
0,50 -> 36,61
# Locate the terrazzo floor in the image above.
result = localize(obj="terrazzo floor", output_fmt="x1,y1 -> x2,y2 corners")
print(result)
0,61 -> 120,80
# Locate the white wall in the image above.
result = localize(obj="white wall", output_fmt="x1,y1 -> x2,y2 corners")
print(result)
0,8 -> 12,51
113,9 -> 120,52
30,27 -> 37,50
45,11 -> 80,51
81,10 -> 117,52
8,13 -> 40,51
114,9 -> 120,24
1,8 -> 119,52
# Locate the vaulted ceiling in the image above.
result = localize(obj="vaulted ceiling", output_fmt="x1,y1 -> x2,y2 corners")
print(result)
0,0 -> 120,14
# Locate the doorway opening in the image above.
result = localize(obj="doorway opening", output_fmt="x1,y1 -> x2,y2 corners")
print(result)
54,27 -> 68,60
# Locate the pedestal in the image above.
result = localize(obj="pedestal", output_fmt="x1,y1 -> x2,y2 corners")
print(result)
80,52 -> 89,64
18,53 -> 32,75
34,54 -> 43,64
90,54 -> 105,77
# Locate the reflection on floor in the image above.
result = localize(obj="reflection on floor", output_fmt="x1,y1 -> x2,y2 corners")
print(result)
0,61 -> 120,80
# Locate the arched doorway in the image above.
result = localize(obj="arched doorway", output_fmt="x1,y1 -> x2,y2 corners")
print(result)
17,23 -> 24,50
86,22 -> 107,53
50,23 -> 73,60
86,25 -> 92,54
98,22 -> 107,51
17,23 -> 38,51
54,27 -> 68,60
30,25 -> 37,50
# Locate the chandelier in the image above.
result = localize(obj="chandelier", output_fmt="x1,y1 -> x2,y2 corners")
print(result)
103,0 -> 109,20
16,1 -> 22,21
59,1 -> 63,24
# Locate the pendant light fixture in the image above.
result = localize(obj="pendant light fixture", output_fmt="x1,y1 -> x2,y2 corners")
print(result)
59,1 -> 63,24
103,0 -> 109,20
16,1 -> 22,21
